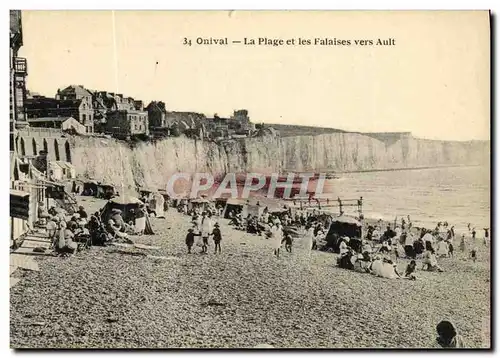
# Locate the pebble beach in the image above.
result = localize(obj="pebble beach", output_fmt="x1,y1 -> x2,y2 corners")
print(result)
10,198 -> 491,349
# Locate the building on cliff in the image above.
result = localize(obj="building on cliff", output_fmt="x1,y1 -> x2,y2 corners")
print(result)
25,95 -> 95,134
230,109 -> 255,134
146,101 -> 170,137
203,110 -> 255,139
27,117 -> 86,135
165,111 -> 207,128
10,10 -> 29,138
104,109 -> 149,139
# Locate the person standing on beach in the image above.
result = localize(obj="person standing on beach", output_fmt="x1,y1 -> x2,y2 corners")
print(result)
470,247 -> 478,263
372,226 -> 381,242
483,228 -> 489,246
283,231 -> 293,253
185,228 -> 200,254
212,222 -> 222,254
271,221 -> 283,258
403,232 -> 416,259
459,234 -> 466,253
339,237 -> 350,256
305,225 -> 315,251
201,212 -> 214,254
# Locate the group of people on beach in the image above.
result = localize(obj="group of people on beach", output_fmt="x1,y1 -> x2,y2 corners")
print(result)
38,202 -> 90,255
173,197 -> 489,280
185,210 -> 223,254
37,192 -> 160,256
335,215 -> 488,280
177,199 -> 330,257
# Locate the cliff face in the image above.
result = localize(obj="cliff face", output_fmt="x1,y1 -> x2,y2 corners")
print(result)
70,133 -> 490,191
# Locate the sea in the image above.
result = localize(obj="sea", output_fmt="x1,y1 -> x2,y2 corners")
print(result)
319,165 -> 491,233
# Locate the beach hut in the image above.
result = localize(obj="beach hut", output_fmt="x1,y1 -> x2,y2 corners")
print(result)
223,198 -> 245,218
97,183 -> 118,200
45,182 -> 66,200
139,187 -> 156,201
244,203 -> 265,218
101,195 -> 154,235
190,198 -> 210,213
82,180 -> 99,196
47,161 -> 75,181
325,215 -> 363,252
101,196 -> 147,227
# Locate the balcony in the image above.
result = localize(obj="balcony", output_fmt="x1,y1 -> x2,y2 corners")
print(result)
14,57 -> 27,75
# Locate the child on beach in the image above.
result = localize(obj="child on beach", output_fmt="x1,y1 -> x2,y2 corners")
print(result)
435,320 -> 466,348
422,248 -> 444,272
201,212 -> 214,254
483,228 -> 489,246
404,260 -> 417,280
283,232 -> 293,253
378,240 -> 391,254
185,228 -> 200,254
212,223 -> 222,254
470,247 -> 478,263
459,234 -> 466,252
448,240 -> 454,258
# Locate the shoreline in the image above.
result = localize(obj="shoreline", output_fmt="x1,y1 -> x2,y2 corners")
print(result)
335,164 -> 486,175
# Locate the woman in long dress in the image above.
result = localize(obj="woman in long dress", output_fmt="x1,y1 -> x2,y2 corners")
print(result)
437,239 -> 449,257
135,204 -> 147,234
305,226 -> 315,251
459,234 -> 466,252
271,222 -> 283,257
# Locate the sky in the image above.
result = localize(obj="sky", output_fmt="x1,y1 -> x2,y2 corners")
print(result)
18,10 -> 490,141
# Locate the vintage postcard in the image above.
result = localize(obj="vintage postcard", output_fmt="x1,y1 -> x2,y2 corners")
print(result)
9,10 -> 490,349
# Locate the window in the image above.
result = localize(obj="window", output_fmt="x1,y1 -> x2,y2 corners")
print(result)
82,114 -> 86,122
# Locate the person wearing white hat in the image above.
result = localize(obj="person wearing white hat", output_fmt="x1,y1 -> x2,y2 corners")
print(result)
339,237 -> 350,256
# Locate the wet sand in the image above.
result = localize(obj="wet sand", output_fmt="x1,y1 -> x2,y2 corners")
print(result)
10,198 -> 490,348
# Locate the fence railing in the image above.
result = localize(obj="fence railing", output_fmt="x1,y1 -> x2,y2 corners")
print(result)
17,127 -> 63,137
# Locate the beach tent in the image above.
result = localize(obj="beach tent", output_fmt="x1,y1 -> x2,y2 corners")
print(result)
101,196 -> 154,235
48,161 -> 75,181
96,183 -> 118,199
325,215 -> 362,252
244,204 -> 265,218
223,198 -> 245,218
214,198 -> 228,207
139,187 -> 157,201
82,180 -> 99,196
190,198 -> 210,212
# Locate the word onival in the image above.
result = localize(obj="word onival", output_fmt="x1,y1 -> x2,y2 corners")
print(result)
183,37 -> 396,47
163,172 -> 328,199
